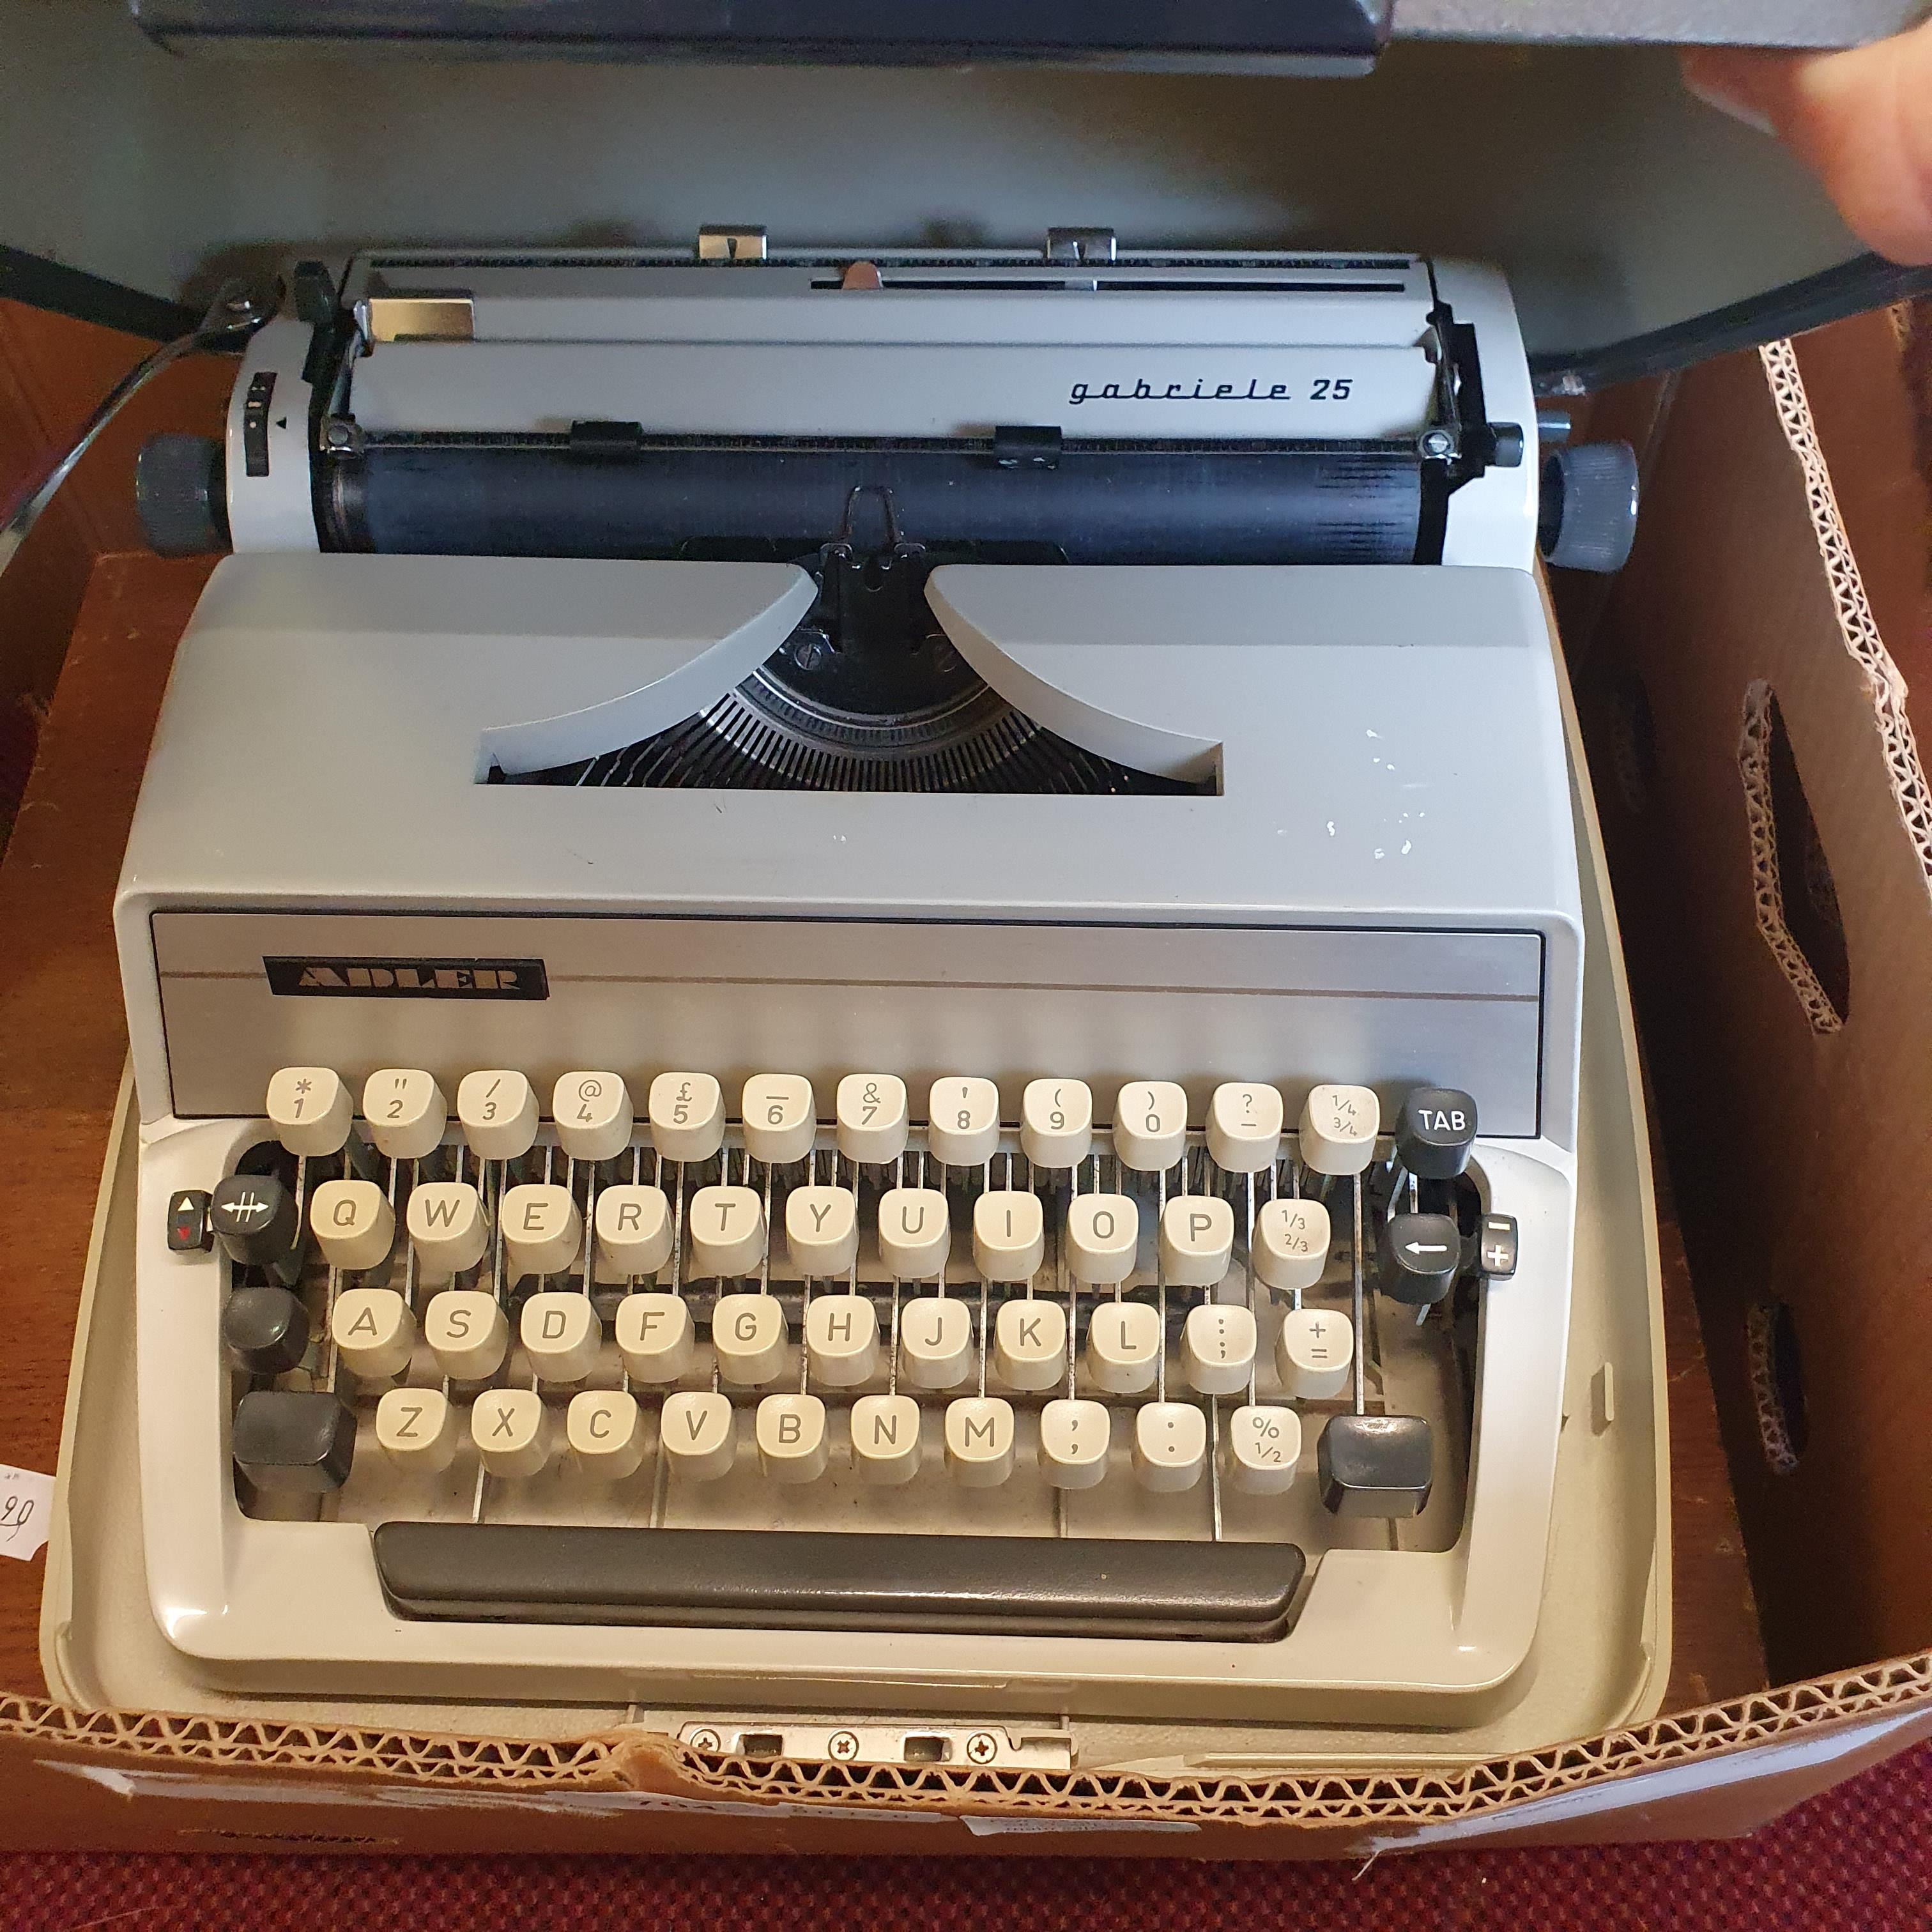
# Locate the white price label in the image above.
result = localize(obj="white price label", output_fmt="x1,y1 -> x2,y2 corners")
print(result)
0,1464 -> 52,1561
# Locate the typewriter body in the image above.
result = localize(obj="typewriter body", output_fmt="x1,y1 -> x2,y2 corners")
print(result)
112,239 -> 1627,1729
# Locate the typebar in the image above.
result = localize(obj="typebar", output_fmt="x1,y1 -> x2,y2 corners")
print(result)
372,1524 -> 1307,1641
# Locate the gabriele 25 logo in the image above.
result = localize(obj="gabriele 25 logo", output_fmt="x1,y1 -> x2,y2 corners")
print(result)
1068,375 -> 1353,406
264,956 -> 549,999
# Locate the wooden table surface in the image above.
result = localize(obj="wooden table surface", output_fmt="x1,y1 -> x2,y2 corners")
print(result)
0,552 -> 1769,1712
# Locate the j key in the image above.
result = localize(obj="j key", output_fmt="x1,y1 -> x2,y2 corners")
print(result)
1225,1403 -> 1301,1495
457,1069 -> 539,1162
1020,1078 -> 1092,1170
899,1296 -> 974,1390
1378,1212 -> 1463,1307
568,1390 -> 648,1481
220,1284 -> 310,1376
210,1173 -> 304,1287
1253,1197 -> 1331,1296
1206,1082 -> 1283,1173
850,1393 -> 922,1484
1317,1413 -> 1434,1518
1113,1081 -> 1186,1174
232,1388 -> 356,1493
376,1386 -> 461,1474
1395,1086 -> 1478,1180
836,1073 -> 908,1166
1133,1401 -> 1207,1491
553,1071 -> 632,1164
266,1066 -> 353,1158
362,1068 -> 447,1163
1298,1084 -> 1379,1176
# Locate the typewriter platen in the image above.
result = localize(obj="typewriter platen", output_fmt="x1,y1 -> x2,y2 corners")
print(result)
116,238 -> 1639,1726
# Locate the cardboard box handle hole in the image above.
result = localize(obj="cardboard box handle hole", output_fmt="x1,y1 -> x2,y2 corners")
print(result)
1746,1300 -> 1807,1476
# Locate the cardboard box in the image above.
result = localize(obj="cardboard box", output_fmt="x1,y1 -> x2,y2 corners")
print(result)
0,309 -> 1927,1852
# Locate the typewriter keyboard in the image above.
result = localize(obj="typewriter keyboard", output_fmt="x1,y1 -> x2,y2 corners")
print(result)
174,1069 -> 1518,1644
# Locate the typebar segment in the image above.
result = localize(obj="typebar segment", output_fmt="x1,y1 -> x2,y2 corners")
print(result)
372,1524 -> 1306,1641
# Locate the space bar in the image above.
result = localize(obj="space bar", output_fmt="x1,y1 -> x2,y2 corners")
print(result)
372,1524 -> 1307,1641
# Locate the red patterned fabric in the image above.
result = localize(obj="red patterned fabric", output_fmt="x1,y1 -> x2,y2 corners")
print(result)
3,1742 -> 1928,1931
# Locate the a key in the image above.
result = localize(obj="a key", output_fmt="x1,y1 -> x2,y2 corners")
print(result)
850,1393 -> 923,1483
1113,1081 -> 1187,1173
661,1388 -> 736,1480
1276,1307 -> 1354,1399
1298,1083 -> 1379,1176
232,1389 -> 355,1492
167,1188 -> 215,1254
553,1071 -> 633,1164
804,1294 -> 879,1386
457,1069 -> 540,1162
330,1286 -> 416,1380
1181,1303 -> 1256,1395
945,1395 -> 1016,1487
785,1184 -> 859,1277
1206,1082 -> 1283,1173
926,1077 -> 999,1168
1159,1194 -> 1233,1287
220,1284 -> 309,1376
1379,1212 -> 1462,1307
210,1172 -> 304,1287
1020,1078 -> 1092,1170
1317,1413 -> 1434,1517
594,1183 -> 674,1282
1038,1396 -> 1110,1489
613,1291 -> 695,1382
1065,1193 -> 1138,1286
742,1073 -> 816,1167
521,1290 -> 602,1383
502,1183 -> 583,1280
972,1189 -> 1045,1282
877,1186 -> 949,1280
836,1072 -> 910,1165
1395,1085 -> 1478,1180
266,1066 -> 353,1158
424,1288 -> 509,1381
1254,1197 -> 1331,1296
309,1177 -> 395,1273
363,1069 -> 448,1163
376,1386 -> 461,1474
567,1390 -> 648,1481
408,1181 -> 491,1282
1133,1401 -> 1207,1491
993,1298 -> 1066,1390
1225,1403 -> 1301,1494
687,1184 -> 765,1279
757,1392 -> 829,1483
471,1387 -> 551,1479
647,1071 -> 726,1164
1085,1299 -> 1162,1394
898,1296 -> 974,1390
710,1291 -> 788,1385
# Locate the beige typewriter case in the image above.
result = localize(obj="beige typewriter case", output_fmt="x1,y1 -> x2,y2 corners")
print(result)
6,8 -> 1932,1853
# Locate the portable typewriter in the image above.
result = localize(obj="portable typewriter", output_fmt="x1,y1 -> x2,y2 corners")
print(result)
109,234 -> 1652,1730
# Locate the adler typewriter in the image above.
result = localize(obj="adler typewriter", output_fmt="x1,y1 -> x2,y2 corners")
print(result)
100,235 -> 1666,1738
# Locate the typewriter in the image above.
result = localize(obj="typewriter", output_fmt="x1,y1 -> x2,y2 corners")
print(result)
112,234 -> 1646,1730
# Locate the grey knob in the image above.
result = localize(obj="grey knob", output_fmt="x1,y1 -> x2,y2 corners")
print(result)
135,433 -> 229,556
1538,440 -> 1638,574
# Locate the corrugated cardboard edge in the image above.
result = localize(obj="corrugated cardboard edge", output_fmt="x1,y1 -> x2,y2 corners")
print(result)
7,335 -> 1931,1853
